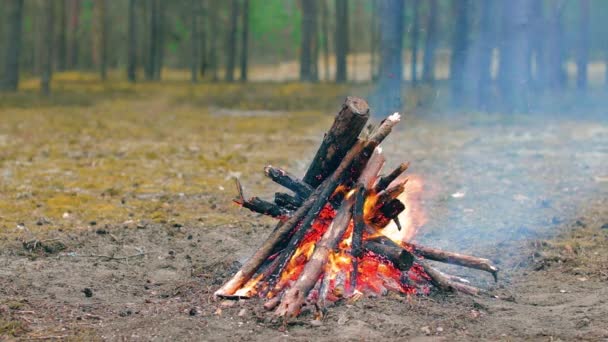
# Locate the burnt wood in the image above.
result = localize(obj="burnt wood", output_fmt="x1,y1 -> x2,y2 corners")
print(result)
274,192 -> 301,211
375,162 -> 410,192
241,197 -> 287,218
303,96 -> 370,188
363,240 -> 414,271
265,166 -> 313,199
368,235 -> 499,280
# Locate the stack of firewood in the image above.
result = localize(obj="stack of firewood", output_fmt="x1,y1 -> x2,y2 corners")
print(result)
214,97 -> 498,319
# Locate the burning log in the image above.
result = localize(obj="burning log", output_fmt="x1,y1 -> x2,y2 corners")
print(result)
214,97 -> 498,319
274,148 -> 385,318
368,235 -> 499,281
363,241 -> 414,271
375,162 -> 410,192
265,166 -> 313,199
303,96 -> 370,188
369,199 -> 405,228
274,192 -> 301,211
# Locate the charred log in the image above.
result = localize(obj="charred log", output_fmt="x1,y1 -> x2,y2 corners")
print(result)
363,241 -> 414,271
303,96 -> 370,188
274,192 -> 301,211
375,162 -> 410,192
265,165 -> 313,199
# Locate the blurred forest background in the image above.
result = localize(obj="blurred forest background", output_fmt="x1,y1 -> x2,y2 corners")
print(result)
1,0 -> 608,115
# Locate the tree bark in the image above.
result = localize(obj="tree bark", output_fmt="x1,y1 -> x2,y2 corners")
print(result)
335,0 -> 348,83
57,0 -> 68,71
410,0 -> 420,86
450,0 -> 469,107
190,0 -> 200,83
499,0 -> 533,112
1,0 -> 24,92
475,0 -> 495,110
209,0 -> 219,81
300,0 -> 319,82
199,0 -> 208,78
543,1 -> 566,91
370,0 -> 379,81
422,0 -> 438,84
68,0 -> 80,69
145,0 -> 157,80
321,0 -> 330,81
127,0 -> 137,82
41,0 -> 54,95
225,0 -> 239,82
240,0 -> 249,82
153,0 -> 164,80
303,96 -> 370,188
375,0 -> 404,116
576,0 -> 589,90
93,0 -> 107,80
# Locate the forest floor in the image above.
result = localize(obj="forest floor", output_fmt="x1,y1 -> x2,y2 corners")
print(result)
0,76 -> 607,341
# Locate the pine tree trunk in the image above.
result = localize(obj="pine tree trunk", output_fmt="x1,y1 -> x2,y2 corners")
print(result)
68,0 -> 80,69
475,0 -> 495,110
335,0 -> 348,83
153,0 -> 164,80
321,0 -> 330,81
576,0 -> 589,90
209,0 -> 219,81
57,0 -> 68,71
370,0 -> 378,81
199,1 -> 207,78
544,1 -> 565,90
190,0 -> 200,83
375,0 -> 404,116
300,0 -> 318,82
450,0 -> 469,107
225,0 -> 239,82
1,0 -> 24,91
410,0 -> 420,86
41,0 -> 54,95
127,0 -> 137,82
145,0 -> 156,80
240,0 -> 249,82
422,0 -> 437,84
499,0 -> 533,112
93,0 -> 107,80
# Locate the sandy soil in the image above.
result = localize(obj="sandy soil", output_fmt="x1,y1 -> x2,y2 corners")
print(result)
1,99 -> 607,340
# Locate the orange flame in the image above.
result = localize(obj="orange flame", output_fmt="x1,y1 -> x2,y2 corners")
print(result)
381,174 -> 426,243
235,174 -> 429,301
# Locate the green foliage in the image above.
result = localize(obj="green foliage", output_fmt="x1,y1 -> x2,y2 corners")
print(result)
250,0 -> 300,59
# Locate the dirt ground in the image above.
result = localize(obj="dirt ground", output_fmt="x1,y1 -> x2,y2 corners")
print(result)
1,81 -> 607,341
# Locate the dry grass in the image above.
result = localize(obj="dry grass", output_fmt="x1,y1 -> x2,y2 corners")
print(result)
0,74 -> 350,237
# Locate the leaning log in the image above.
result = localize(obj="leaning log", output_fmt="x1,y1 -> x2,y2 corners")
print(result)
367,236 -> 499,280
303,96 -> 370,188
265,166 -> 313,199
274,148 -> 385,318
417,259 -> 487,296
214,142 -> 364,298
274,192 -> 301,211
363,241 -> 414,271
375,162 -> 410,192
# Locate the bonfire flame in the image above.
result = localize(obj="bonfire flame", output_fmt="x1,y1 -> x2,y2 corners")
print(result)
235,175 -> 428,301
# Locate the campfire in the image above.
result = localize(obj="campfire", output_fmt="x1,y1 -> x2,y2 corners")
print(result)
214,97 -> 498,319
